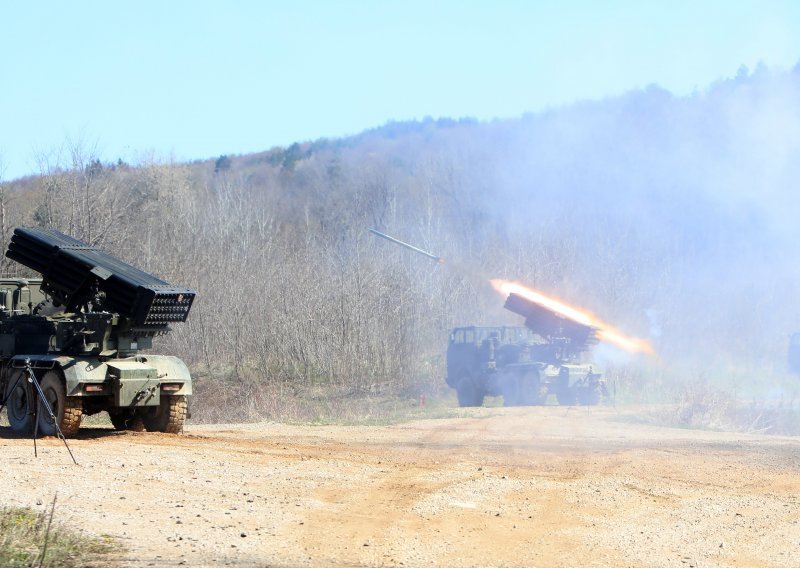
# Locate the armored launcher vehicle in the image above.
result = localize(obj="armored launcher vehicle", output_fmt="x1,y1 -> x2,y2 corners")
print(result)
0,227 -> 195,437
446,293 -> 605,407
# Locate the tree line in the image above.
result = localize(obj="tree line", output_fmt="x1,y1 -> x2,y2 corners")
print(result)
2,64 -> 799,418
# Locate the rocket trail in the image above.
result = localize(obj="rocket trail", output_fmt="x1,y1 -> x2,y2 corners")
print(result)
491,279 -> 656,356
368,228 -> 445,264
367,227 -> 653,356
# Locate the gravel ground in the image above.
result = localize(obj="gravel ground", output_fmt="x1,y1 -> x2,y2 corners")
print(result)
1,406 -> 798,567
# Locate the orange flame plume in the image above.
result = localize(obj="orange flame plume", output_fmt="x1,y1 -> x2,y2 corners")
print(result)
490,279 -> 656,356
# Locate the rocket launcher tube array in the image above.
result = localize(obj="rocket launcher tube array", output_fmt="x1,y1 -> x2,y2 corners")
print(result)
6,227 -> 195,327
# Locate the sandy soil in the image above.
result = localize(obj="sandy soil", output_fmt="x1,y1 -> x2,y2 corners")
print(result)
1,406 -> 799,567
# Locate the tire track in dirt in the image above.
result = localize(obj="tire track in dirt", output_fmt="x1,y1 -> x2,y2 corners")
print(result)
1,407 -> 799,567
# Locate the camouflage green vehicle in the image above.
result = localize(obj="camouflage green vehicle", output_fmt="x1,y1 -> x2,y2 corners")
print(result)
446,293 -> 605,407
0,228 -> 195,437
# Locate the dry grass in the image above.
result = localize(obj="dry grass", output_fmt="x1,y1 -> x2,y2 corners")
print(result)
184,372 -> 800,435
630,380 -> 800,435
0,502 -> 114,568
189,376 -> 465,425
4,374 -> 797,435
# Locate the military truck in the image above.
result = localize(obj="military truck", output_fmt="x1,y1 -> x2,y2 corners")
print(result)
446,292 -> 605,407
0,227 -> 195,437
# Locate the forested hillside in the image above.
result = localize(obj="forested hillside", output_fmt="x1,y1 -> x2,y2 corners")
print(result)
2,64 -> 799,418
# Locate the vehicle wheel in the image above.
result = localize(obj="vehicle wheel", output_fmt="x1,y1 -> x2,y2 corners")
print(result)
456,376 -> 483,407
142,395 -> 187,433
37,371 -> 82,437
577,385 -> 602,406
502,374 -> 520,407
4,371 -> 34,433
109,409 -> 145,432
556,387 -> 577,405
521,369 -> 547,405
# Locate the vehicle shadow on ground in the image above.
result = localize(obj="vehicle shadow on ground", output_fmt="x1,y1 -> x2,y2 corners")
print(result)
0,425 -> 123,440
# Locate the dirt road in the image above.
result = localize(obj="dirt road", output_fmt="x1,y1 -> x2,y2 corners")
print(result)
1,406 -> 798,567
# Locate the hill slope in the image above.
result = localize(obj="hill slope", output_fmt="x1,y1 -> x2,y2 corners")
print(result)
3,64 -> 800,413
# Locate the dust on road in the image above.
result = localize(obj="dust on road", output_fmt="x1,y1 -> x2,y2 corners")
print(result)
1,406 -> 798,567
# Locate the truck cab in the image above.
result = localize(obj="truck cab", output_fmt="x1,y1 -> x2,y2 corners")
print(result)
446,326 -> 536,387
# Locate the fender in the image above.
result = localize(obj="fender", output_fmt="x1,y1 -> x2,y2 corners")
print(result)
10,354 -> 192,396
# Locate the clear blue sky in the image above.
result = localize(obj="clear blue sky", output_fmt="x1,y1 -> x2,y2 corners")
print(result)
1,0 -> 798,180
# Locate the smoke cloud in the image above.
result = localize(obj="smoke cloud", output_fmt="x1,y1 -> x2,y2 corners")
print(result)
423,65 -> 800,397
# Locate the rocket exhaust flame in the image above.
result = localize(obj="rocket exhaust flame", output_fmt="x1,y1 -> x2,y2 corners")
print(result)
491,279 -> 656,356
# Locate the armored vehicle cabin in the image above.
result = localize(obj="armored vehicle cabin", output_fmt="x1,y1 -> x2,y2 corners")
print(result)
0,227 -> 195,437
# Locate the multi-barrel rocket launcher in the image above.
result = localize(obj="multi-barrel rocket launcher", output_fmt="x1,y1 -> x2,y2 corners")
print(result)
0,227 -> 196,437
446,290 -> 608,407
502,291 -> 598,359
369,227 -> 658,405
366,228 -> 615,405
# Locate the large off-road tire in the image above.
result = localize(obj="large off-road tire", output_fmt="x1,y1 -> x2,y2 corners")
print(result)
109,409 -> 145,432
504,370 -> 545,406
522,369 -> 547,405
555,369 -> 576,406
37,371 -> 83,437
556,386 -> 577,406
576,385 -> 602,406
502,373 -> 519,407
142,395 -> 187,433
4,371 -> 34,433
456,375 -> 483,407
